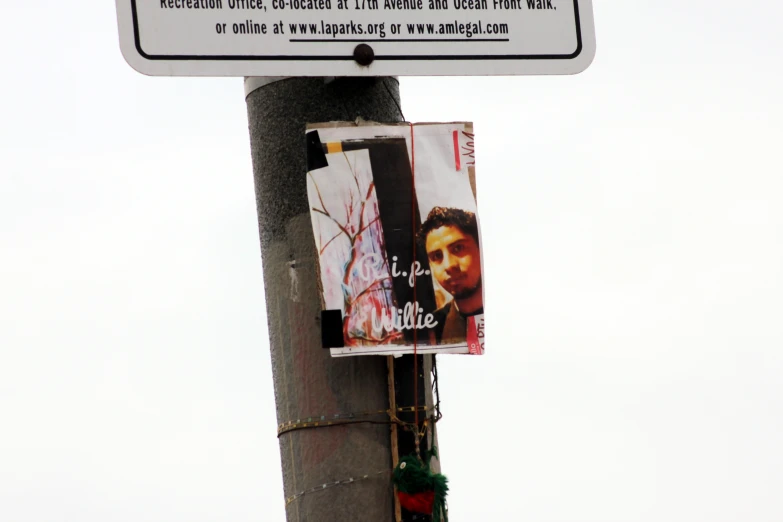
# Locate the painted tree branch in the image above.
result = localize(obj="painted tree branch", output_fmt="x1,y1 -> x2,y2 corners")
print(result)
351,277 -> 392,306
312,207 -> 352,243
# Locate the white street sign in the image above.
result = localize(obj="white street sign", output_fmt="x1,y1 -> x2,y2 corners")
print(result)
115,0 -> 595,76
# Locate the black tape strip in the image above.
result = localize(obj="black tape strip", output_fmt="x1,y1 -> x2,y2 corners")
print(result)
321,309 -> 344,348
306,130 -> 329,172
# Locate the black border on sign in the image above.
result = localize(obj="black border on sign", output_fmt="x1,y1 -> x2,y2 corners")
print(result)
132,0 -> 583,61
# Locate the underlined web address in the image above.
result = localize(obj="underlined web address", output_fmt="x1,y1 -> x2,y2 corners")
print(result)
287,20 -> 510,39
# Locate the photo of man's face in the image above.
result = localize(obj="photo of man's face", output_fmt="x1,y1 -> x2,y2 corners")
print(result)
425,224 -> 482,300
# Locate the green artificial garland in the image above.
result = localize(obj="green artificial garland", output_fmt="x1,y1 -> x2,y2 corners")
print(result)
392,448 -> 448,521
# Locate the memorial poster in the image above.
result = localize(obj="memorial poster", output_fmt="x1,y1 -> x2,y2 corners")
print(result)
306,122 -> 485,357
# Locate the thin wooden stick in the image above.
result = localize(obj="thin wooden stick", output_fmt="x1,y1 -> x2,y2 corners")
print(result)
387,355 -> 402,522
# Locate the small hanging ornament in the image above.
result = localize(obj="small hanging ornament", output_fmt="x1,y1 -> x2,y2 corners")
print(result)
392,449 -> 448,521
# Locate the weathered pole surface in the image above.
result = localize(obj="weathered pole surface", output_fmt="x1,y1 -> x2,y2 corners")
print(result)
245,77 -> 435,522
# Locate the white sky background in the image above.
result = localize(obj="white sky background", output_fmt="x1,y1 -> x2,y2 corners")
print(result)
1,1 -> 782,521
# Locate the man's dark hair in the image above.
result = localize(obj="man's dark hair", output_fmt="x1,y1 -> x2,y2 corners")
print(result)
417,207 -> 479,247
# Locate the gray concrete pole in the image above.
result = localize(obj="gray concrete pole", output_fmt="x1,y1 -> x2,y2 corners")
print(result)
245,77 -> 433,522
